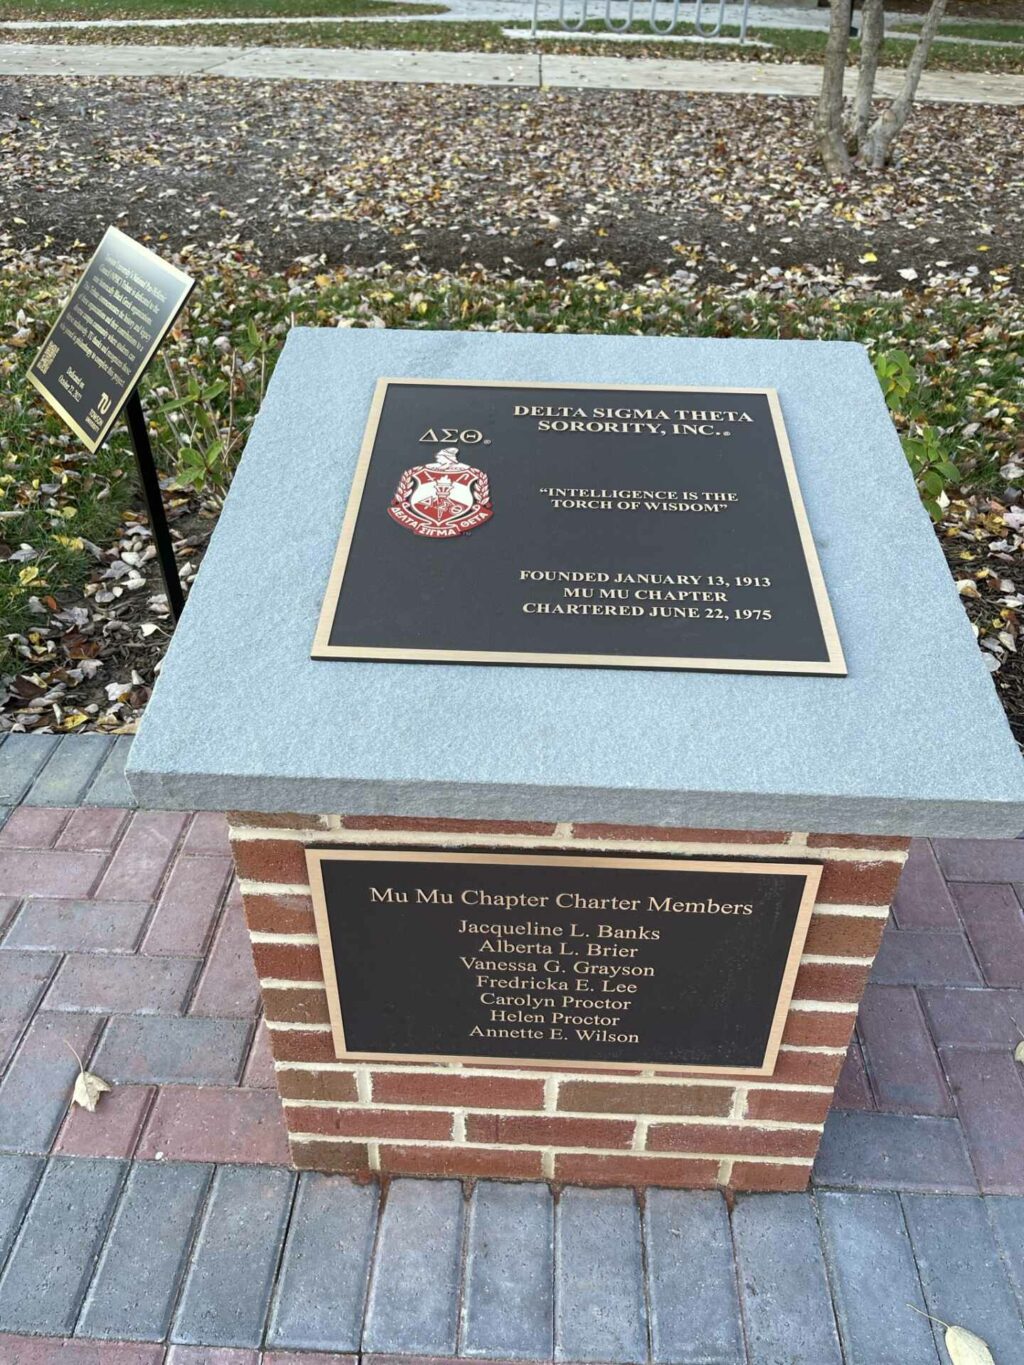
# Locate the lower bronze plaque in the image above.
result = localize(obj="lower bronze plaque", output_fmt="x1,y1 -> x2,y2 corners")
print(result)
307,849 -> 821,1075
312,378 -> 846,675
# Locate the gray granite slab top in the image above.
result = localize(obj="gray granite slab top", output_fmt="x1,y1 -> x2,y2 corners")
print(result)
126,329 -> 1024,837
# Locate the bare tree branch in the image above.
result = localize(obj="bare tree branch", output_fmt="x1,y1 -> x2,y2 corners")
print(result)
862,0 -> 948,167
815,0 -> 854,176
849,0 -> 885,149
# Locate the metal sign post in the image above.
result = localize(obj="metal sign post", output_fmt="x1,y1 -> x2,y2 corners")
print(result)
124,389 -> 186,622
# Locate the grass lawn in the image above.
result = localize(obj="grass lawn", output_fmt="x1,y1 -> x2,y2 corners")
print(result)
893,16 -> 1024,38
2,0 -> 445,20
5,17 -> 1023,68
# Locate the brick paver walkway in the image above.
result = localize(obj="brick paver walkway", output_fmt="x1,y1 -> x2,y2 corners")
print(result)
1,733 -> 1023,1362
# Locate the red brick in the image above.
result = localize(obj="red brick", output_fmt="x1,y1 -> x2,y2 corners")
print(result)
381,1143 -> 545,1179
277,1068 -> 358,1102
770,1048 -> 845,1088
571,823 -> 787,844
251,941 -> 323,982
794,960 -> 872,1003
744,1088 -> 832,1124
267,1026 -> 336,1063
557,1080 -> 732,1117
835,1036 -> 875,1110
782,1008 -> 858,1049
341,814 -> 557,836
241,892 -> 317,936
553,1153 -> 718,1187
242,1021 -> 277,1088
803,912 -> 887,959
54,1085 -> 154,1159
264,1354 -> 357,1365
181,811 -> 231,857
231,837 -> 310,885
729,1160 -> 813,1192
818,859 -> 903,906
465,1113 -> 633,1148
142,853 -> 233,957
166,1349 -> 258,1365
95,810 -> 188,901
263,987 -> 331,1026
286,1106 -> 453,1140
371,1071 -> 544,1109
0,848 -> 106,898
807,833 -> 911,851
190,887 -> 261,1019
647,1123 -> 821,1159
137,1085 -> 291,1164
56,807 -> 129,852
229,811 -> 329,829
289,1137 -> 370,1173
0,1338 -> 163,1364
0,807 -> 72,847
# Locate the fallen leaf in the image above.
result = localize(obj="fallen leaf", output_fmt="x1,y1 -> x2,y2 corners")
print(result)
945,1324 -> 996,1365
1014,1040 -> 1024,1064
73,1069 -> 112,1112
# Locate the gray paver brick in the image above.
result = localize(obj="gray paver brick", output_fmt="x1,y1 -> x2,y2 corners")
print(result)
22,735 -> 113,807
84,735 -> 138,808
362,1178 -> 464,1356
813,1111 -> 978,1193
986,1196 -> 1024,1319
732,1192 -> 842,1365
0,950 -> 59,1068
0,1156 -> 125,1334
0,1155 -> 43,1266
555,1187 -> 646,1365
902,1193 -> 1024,1364
2,898 -> 151,953
79,1161 -> 213,1342
172,1164 -> 295,1348
645,1189 -> 744,1365
43,952 -> 200,1015
0,1012 -> 103,1154
461,1180 -> 553,1361
817,1192 -> 938,1365
267,1172 -> 378,1352
91,1015 -> 251,1085
0,735 -> 60,805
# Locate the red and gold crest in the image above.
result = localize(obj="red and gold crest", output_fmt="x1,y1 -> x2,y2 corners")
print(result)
388,447 -> 493,539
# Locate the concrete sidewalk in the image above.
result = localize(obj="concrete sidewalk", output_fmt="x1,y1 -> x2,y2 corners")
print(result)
1,732 -> 1024,1360
0,40 -> 1022,102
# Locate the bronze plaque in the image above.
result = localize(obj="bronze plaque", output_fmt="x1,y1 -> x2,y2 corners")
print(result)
27,226 -> 193,453
313,378 -> 845,675
307,849 -> 821,1076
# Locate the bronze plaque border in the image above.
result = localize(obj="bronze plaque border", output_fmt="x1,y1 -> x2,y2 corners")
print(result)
305,847 -> 822,1079
27,225 -> 194,454
312,378 -> 847,675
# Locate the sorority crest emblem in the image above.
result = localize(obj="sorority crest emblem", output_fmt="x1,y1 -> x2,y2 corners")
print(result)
388,447 -> 493,539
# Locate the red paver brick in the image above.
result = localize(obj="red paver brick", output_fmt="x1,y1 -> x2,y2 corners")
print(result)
56,807 -> 130,852
870,926 -> 982,986
264,1354 -> 358,1365
181,811 -> 232,857
165,1349 -> 259,1365
54,1084 -> 154,1159
189,889 -> 260,1018
141,853 -> 233,957
0,807 -> 72,848
944,1047 -> 1024,1194
834,1035 -> 874,1111
0,848 -> 107,899
951,882 -> 1024,987
891,840 -> 960,929
857,985 -> 952,1116
242,1019 -> 277,1087
136,1085 -> 291,1164
94,809 -> 188,901
0,1337 -> 163,1363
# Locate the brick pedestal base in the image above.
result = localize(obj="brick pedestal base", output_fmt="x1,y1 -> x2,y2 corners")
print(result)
230,814 -> 907,1192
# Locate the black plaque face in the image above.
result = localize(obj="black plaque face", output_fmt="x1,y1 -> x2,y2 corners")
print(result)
307,849 -> 821,1075
27,226 -> 194,453
313,379 -> 845,675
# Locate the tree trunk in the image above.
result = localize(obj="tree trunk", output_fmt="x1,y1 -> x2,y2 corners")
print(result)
815,0 -> 853,175
861,0 -> 947,167
849,0 -> 885,149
